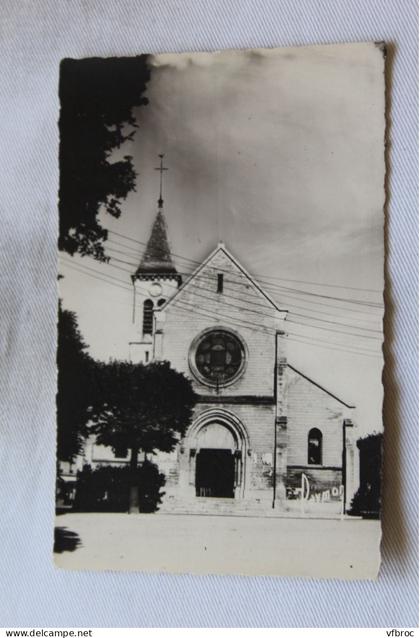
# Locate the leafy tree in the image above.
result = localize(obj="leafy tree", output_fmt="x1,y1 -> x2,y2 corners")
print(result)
59,56 -> 151,261
74,462 -> 166,513
56,303 -> 94,461
90,360 -> 197,512
349,432 -> 382,518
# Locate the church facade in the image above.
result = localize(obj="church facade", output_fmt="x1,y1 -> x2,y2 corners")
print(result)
72,196 -> 359,517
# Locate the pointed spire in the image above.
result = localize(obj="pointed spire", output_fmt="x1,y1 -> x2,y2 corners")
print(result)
135,209 -> 178,276
134,154 -> 181,281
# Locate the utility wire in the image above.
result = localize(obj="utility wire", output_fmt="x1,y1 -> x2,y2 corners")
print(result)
60,258 -> 382,357
106,230 -> 383,302
277,334 -> 382,360
163,298 -> 382,358
80,253 -> 383,336
96,249 -> 383,324
102,241 -> 383,316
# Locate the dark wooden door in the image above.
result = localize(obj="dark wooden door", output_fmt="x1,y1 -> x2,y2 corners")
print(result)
196,448 -> 235,498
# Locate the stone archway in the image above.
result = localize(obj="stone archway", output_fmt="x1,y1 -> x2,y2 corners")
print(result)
184,409 -> 249,499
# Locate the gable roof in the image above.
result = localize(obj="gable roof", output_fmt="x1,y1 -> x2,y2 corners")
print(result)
160,242 -> 288,314
287,363 -> 355,408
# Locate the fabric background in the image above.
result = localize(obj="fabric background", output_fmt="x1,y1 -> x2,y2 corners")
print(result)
0,0 -> 418,628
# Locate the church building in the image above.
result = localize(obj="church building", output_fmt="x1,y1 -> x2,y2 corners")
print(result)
75,163 -> 359,517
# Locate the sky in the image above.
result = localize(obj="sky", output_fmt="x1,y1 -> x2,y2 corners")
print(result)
59,42 -> 385,436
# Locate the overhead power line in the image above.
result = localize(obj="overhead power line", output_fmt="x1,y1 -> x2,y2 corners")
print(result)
105,248 -> 382,320
61,255 -> 383,340
60,257 -> 382,359
79,253 -> 383,336
106,230 -> 383,299
99,246 -> 383,319
164,298 -> 382,358
102,239 -> 383,314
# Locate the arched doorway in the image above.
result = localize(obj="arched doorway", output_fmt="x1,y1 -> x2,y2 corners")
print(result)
185,410 -> 249,499
195,423 -> 237,498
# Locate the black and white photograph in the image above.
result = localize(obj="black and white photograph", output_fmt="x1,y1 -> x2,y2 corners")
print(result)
55,42 -> 385,579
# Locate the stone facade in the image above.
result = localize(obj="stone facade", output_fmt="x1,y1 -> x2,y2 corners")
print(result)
62,207 -> 359,517
126,237 -> 358,516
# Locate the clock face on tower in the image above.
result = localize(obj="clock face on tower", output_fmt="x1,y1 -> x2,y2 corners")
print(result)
149,282 -> 162,297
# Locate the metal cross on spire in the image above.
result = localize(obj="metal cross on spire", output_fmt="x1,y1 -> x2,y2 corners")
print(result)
154,153 -> 168,209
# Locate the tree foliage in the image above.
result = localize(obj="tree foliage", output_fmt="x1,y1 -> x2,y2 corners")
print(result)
91,360 -> 197,455
56,303 -> 94,461
89,360 -> 197,512
73,462 -> 166,513
349,432 -> 382,519
59,56 -> 151,260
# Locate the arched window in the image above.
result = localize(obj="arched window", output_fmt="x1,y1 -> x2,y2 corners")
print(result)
142,299 -> 154,335
308,428 -> 322,465
157,298 -> 166,307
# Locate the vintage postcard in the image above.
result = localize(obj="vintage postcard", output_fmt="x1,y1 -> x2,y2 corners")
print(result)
55,42 -> 385,579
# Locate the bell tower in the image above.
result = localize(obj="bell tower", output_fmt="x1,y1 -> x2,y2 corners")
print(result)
129,154 -> 182,364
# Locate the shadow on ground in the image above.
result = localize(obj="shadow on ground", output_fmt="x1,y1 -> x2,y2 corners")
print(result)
54,527 -> 82,553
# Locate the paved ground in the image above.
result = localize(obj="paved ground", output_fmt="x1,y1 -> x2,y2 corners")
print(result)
54,513 -> 381,580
